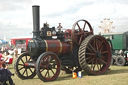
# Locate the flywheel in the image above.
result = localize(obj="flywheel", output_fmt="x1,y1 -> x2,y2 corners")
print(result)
78,35 -> 111,75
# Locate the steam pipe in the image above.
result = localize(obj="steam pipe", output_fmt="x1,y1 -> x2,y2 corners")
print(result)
32,5 -> 40,38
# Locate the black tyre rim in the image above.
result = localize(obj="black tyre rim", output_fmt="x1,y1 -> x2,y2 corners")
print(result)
15,52 -> 36,79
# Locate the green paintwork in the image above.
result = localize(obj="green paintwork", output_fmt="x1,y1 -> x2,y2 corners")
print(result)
101,31 -> 128,50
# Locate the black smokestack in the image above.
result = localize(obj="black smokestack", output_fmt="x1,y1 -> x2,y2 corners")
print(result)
32,5 -> 40,38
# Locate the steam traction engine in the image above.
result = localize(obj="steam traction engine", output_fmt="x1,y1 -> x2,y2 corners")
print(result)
14,5 -> 111,82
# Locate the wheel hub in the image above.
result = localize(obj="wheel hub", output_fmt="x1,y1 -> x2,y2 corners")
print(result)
96,51 -> 102,59
47,64 -> 52,70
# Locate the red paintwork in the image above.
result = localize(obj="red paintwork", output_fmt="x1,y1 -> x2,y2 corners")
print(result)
65,29 -> 72,39
45,40 -> 72,55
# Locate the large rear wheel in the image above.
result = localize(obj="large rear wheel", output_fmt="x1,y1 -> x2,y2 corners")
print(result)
78,35 -> 111,75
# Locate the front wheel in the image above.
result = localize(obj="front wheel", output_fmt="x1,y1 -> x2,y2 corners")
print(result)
14,52 -> 36,79
36,52 -> 60,82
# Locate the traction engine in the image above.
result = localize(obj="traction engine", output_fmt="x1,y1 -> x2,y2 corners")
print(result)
14,5 -> 112,82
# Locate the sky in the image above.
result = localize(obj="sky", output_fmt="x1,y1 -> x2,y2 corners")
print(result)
0,0 -> 128,39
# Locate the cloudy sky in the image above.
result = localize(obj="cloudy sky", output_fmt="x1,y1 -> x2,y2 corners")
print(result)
0,0 -> 128,39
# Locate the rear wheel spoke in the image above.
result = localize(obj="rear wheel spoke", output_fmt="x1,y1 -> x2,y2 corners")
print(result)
99,63 -> 102,69
93,63 -> 96,71
99,59 -> 107,64
87,46 -> 95,53
85,52 -> 95,56
96,39 -> 99,51
91,61 -> 94,70
85,56 -> 93,60
96,60 -> 100,71
99,41 -> 103,50
100,45 -> 103,52
89,43 -> 96,52
101,51 -> 108,54
87,58 -> 95,64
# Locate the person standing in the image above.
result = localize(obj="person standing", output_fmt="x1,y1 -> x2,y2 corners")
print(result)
13,47 -> 18,62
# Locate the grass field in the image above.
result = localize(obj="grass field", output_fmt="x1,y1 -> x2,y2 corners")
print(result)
7,62 -> 128,85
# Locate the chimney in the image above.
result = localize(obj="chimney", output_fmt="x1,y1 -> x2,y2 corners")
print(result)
32,5 -> 40,38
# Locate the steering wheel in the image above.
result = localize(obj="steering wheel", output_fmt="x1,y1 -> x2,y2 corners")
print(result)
72,19 -> 93,45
